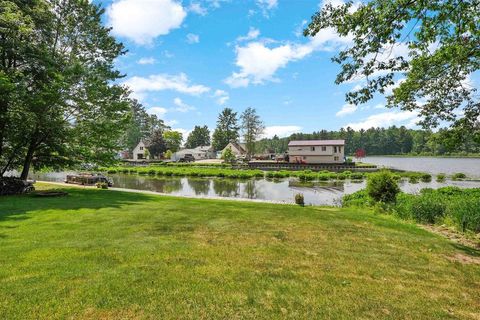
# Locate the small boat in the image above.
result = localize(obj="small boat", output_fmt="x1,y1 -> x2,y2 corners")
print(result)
65,173 -> 113,187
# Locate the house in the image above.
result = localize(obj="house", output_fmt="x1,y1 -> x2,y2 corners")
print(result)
221,142 -> 247,157
171,146 -> 215,161
132,140 -> 149,160
288,140 -> 345,164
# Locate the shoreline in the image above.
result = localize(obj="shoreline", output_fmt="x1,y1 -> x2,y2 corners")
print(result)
36,181 -> 297,206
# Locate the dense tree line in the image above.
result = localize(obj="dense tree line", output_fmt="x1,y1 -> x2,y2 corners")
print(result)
257,126 -> 480,156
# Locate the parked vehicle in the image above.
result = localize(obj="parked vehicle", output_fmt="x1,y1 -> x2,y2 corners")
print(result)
65,173 -> 113,186
178,154 -> 195,162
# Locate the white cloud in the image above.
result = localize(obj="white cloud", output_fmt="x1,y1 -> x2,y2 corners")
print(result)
237,27 -> 260,42
255,0 -> 278,16
188,2 -> 207,15
107,0 -> 186,45
186,33 -> 200,44
147,106 -> 168,118
344,111 -> 418,130
165,119 -> 178,126
124,73 -> 210,100
173,98 -> 195,112
137,57 -> 156,65
262,125 -> 302,138
336,103 -> 358,117
213,90 -> 229,105
225,28 -> 352,87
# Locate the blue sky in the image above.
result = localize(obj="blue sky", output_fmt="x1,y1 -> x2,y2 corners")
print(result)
93,0 -> 458,138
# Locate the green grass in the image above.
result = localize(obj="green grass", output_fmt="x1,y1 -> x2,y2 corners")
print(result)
1,184 -> 479,319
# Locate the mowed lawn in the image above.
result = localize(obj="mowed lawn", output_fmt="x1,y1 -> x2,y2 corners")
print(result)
0,184 -> 479,319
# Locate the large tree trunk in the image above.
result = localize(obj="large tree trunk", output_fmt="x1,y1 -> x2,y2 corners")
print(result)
20,140 -> 36,181
20,130 -> 39,180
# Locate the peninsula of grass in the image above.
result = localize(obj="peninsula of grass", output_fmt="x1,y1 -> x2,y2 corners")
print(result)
0,183 -> 479,319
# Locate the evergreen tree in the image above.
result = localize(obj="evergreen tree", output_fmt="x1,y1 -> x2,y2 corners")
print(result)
212,108 -> 240,151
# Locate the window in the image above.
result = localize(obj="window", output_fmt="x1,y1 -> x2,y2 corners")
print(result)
321,146 -> 326,151
303,156 -> 307,160
140,147 -> 144,150
333,146 -> 337,153
298,148 -> 302,151
310,146 -> 315,151
339,146 -> 342,153
334,156 -> 339,161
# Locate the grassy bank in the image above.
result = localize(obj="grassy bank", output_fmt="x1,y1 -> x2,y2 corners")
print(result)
0,184 -> 479,319
100,165 -> 470,183
343,187 -> 480,236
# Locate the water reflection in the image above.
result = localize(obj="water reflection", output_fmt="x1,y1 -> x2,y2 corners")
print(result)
30,172 -> 480,206
212,179 -> 240,197
187,178 -> 211,195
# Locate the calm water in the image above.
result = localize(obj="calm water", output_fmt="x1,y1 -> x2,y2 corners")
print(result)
31,172 -> 480,206
364,156 -> 480,178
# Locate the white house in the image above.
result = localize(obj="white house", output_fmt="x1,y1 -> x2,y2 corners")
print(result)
132,140 -> 149,160
171,146 -> 215,161
221,142 -> 247,157
288,140 -> 345,164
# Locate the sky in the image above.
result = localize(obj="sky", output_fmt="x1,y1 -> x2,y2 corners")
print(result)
91,0 -> 456,139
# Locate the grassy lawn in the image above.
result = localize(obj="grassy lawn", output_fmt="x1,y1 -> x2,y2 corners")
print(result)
0,184 -> 479,319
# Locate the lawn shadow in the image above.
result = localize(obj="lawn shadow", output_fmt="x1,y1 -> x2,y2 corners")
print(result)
0,187 -> 158,227
450,243 -> 480,257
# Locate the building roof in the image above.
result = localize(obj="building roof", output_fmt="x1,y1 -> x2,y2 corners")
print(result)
288,140 -> 345,146
224,142 -> 246,153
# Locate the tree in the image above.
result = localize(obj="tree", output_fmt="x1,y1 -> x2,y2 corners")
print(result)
123,100 -> 169,152
164,150 -> 173,160
221,147 -> 235,164
304,0 -> 480,138
367,170 -> 401,203
0,0 -> 131,179
240,107 -> 265,158
185,125 -> 210,149
212,108 -> 240,151
163,131 -> 183,152
145,129 -> 166,159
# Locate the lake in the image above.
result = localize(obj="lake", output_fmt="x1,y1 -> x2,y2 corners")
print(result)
31,172 -> 480,206
364,156 -> 480,178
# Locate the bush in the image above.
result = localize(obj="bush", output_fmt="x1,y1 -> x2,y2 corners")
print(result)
447,197 -> 480,233
408,176 -> 419,184
350,172 -> 364,180
337,173 -> 347,180
452,172 -> 467,180
295,193 -> 305,206
366,170 -> 400,203
436,173 -> 446,182
410,193 -> 446,224
342,189 -> 372,207
420,173 -> 432,182
96,182 -> 109,189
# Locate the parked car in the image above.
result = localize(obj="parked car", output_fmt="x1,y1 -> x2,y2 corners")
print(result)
179,154 -> 195,162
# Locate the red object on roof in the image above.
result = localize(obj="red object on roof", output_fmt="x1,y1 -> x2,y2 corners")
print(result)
288,140 -> 345,146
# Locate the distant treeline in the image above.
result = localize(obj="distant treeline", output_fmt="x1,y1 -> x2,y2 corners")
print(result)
257,126 -> 480,156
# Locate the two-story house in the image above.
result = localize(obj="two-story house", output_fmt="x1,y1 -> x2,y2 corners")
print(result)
288,140 -> 345,164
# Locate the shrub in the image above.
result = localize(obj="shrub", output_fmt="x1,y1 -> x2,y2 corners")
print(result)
317,173 -> 329,181
452,172 -> 467,180
420,173 -> 432,182
350,172 -> 364,180
107,169 -> 117,174
448,197 -> 480,233
342,189 -> 372,207
366,170 -> 400,203
408,176 -> 419,183
410,193 -> 446,224
96,182 -> 108,189
436,173 -> 446,182
337,173 -> 347,180
295,193 -> 305,206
